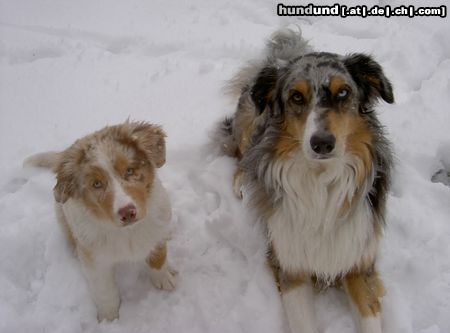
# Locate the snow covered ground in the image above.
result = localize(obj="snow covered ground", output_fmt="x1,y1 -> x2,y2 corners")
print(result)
1,0 -> 449,332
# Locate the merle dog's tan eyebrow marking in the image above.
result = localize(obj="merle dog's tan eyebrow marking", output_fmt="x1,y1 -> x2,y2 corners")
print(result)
329,76 -> 347,95
291,80 -> 312,103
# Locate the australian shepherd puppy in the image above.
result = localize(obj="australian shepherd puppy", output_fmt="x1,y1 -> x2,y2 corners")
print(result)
24,121 -> 177,322
216,29 -> 394,333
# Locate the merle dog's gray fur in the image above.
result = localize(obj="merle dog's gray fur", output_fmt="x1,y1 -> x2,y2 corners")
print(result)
225,28 -> 313,100
217,28 -> 394,225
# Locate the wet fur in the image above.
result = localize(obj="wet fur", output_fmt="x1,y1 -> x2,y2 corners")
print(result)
217,29 -> 394,333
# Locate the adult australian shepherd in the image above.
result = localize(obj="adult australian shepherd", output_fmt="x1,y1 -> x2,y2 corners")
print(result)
24,121 -> 177,322
216,29 -> 394,333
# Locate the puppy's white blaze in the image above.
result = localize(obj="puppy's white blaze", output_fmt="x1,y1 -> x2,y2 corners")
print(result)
111,176 -> 134,215
96,149 -> 135,217
282,283 -> 318,333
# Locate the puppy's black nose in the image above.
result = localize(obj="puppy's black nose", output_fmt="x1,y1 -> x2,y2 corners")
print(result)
310,132 -> 336,155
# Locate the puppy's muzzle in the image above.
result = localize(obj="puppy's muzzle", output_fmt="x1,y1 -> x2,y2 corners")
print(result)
118,204 -> 137,226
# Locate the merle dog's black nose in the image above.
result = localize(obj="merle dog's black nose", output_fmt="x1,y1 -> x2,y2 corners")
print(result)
310,132 -> 336,155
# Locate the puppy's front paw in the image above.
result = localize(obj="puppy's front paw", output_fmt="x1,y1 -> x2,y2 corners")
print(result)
149,265 -> 178,291
97,303 -> 119,322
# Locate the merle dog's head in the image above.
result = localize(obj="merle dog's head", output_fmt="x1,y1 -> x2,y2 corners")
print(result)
250,52 -> 394,161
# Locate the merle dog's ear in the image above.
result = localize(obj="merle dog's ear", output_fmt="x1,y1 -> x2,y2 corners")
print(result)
250,66 -> 279,114
344,53 -> 394,107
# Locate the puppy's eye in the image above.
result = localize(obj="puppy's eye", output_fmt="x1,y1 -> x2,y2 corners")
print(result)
126,168 -> 134,176
290,91 -> 304,104
92,180 -> 103,189
124,168 -> 135,178
337,88 -> 350,100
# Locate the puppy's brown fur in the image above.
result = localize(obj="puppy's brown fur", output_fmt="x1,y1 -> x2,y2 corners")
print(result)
25,121 -> 177,322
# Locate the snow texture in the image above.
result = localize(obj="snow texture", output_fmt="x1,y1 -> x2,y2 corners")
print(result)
0,0 -> 449,332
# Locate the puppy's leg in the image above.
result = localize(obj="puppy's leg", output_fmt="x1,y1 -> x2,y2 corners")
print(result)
343,269 -> 385,333
280,271 -> 318,333
146,242 -> 177,291
79,254 -> 120,322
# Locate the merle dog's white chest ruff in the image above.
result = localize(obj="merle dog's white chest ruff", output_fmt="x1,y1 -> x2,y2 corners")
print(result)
264,157 -> 378,279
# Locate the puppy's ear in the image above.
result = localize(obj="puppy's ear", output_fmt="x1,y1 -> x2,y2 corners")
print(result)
251,66 -> 279,114
53,161 -> 76,204
131,122 -> 166,168
344,53 -> 394,107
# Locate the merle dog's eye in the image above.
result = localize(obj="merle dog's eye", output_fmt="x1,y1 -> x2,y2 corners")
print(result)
290,91 -> 304,104
337,88 -> 350,100
92,180 -> 103,189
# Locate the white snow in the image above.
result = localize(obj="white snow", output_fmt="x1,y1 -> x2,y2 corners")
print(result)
1,0 -> 449,332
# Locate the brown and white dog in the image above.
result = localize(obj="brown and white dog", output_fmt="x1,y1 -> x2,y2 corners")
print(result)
216,29 -> 394,333
24,121 -> 177,322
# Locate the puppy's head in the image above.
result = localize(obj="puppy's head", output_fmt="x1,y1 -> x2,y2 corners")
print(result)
54,121 -> 166,227
251,52 -> 393,162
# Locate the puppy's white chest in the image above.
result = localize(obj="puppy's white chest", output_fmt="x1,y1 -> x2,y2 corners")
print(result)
92,222 -> 166,263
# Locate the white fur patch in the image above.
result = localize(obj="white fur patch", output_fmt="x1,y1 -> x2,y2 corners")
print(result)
80,262 -> 120,322
263,154 -> 377,280
149,262 -> 178,291
302,108 -> 320,158
281,282 -> 318,333
359,316 -> 382,333
110,176 -> 134,214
